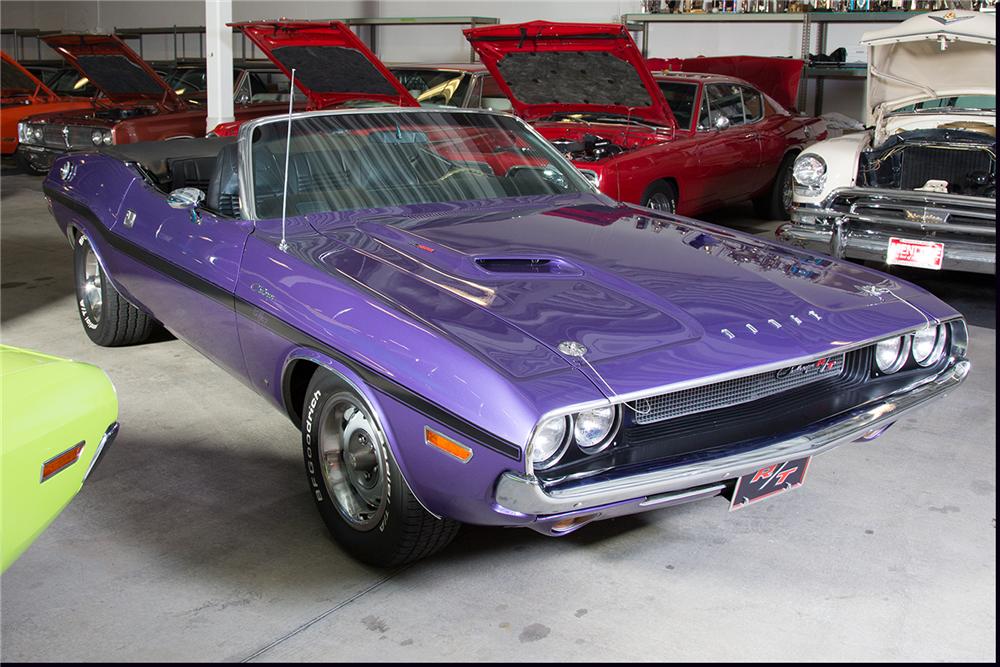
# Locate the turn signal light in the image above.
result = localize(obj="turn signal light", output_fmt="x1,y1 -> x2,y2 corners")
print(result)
424,428 -> 473,463
41,442 -> 85,482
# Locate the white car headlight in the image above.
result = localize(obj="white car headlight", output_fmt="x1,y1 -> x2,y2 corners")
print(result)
102,132 -> 113,145
528,416 -> 568,470
875,335 -> 909,374
573,406 -> 616,452
91,129 -> 103,145
912,324 -> 946,367
32,127 -> 43,141
792,154 -> 827,192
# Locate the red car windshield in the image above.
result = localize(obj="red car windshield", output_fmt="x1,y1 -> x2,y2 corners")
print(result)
249,110 -> 592,218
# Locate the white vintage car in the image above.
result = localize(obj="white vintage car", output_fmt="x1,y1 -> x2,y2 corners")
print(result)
779,10 -> 995,274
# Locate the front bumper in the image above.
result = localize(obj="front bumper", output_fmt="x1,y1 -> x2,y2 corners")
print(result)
83,422 -> 119,483
15,144 -> 63,172
780,188 -> 995,274
495,358 -> 969,517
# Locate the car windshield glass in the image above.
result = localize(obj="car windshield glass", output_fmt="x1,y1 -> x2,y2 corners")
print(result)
165,67 -> 208,94
658,81 -> 698,130
249,110 -> 592,218
47,69 -> 98,97
2,60 -> 39,95
390,69 -> 471,107
892,95 -> 996,112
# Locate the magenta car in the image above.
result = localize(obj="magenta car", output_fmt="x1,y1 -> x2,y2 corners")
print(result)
44,106 -> 969,566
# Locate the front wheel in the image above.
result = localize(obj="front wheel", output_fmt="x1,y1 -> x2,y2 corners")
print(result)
641,181 -> 678,214
73,235 -> 158,346
301,371 -> 460,566
753,154 -> 796,220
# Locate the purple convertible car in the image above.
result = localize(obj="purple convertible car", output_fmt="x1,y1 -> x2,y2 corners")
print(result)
44,107 -> 970,565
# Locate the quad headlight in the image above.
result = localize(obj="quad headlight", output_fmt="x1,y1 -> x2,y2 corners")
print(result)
874,335 -> 910,374
91,128 -> 113,146
912,324 -> 947,367
573,406 -> 617,453
792,154 -> 827,194
528,416 -> 568,470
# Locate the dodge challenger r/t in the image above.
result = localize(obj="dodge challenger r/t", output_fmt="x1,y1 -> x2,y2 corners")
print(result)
44,107 -> 969,565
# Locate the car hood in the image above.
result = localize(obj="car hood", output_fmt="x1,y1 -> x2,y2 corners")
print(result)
862,10 -> 996,122
231,21 -> 420,110
42,34 -> 183,110
648,56 -> 805,112
1,50 -> 58,103
308,196 -> 942,396
464,21 -> 675,126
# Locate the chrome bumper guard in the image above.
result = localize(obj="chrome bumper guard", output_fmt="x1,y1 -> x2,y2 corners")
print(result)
83,422 -> 119,482
495,359 -> 970,516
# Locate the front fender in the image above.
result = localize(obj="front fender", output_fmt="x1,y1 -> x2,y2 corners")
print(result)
278,347 -> 532,526
792,132 -> 871,205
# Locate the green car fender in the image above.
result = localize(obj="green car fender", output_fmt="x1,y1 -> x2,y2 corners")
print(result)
1,345 -> 119,572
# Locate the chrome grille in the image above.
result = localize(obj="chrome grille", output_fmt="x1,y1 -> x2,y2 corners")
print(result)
632,354 -> 846,425
35,125 -> 98,149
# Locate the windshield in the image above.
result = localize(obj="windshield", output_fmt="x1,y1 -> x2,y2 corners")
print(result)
47,69 -> 98,97
892,95 -> 996,113
165,67 -> 208,94
390,69 -> 471,107
1,60 -> 40,95
249,110 -> 592,219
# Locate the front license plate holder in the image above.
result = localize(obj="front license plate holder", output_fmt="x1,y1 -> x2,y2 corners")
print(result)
886,237 -> 944,270
730,457 -> 811,511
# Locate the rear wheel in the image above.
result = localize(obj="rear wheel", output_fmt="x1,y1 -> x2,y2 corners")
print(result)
301,371 -> 460,566
73,235 -> 157,346
641,181 -> 678,214
754,154 -> 796,220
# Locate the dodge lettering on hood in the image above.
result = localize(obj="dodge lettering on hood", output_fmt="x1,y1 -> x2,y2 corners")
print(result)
44,68 -> 969,564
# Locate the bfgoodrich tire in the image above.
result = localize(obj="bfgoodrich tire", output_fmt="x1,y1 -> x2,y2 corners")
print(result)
641,181 -> 678,214
301,371 -> 460,566
73,235 -> 157,346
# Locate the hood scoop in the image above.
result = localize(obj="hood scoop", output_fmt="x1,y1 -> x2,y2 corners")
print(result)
475,257 -> 581,275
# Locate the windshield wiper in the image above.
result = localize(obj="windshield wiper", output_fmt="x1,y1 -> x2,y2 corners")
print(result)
543,112 -> 664,129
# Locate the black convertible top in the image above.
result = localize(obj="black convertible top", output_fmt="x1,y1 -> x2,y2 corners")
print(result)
100,135 -> 235,193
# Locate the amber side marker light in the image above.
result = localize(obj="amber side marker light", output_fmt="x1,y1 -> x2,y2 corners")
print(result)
41,442 -> 85,482
424,427 -> 473,463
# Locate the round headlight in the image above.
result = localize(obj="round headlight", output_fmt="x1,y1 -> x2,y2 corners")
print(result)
91,129 -> 103,145
912,324 -> 946,367
573,406 -> 616,453
875,336 -> 909,374
792,154 -> 827,190
102,132 -> 113,145
529,416 -> 568,470
32,127 -> 43,140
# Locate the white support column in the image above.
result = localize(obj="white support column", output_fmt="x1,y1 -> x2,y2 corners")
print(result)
205,0 -> 234,134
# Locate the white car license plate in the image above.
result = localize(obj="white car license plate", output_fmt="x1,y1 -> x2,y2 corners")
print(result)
886,237 -> 944,270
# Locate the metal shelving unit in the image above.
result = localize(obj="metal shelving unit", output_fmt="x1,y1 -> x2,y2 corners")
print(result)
344,16 -> 499,62
1,28 -> 58,61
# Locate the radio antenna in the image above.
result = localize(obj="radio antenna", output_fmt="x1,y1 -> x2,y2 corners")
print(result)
278,68 -> 296,253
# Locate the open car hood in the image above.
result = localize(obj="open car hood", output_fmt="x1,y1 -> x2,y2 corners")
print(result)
1,50 -> 58,102
464,21 -> 675,126
648,56 -> 805,112
232,21 -> 419,110
42,34 -> 183,109
861,10 -> 996,121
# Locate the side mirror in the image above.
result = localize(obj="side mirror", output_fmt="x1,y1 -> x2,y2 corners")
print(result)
714,115 -> 731,131
167,187 -> 205,209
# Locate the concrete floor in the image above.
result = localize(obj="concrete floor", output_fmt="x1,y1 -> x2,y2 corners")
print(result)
1,165 -> 995,662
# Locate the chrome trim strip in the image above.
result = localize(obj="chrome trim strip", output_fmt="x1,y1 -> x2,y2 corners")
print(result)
496,359 -> 970,516
83,422 -> 119,482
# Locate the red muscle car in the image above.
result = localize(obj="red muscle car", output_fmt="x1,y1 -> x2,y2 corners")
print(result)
465,22 -> 827,219
14,35 -> 295,174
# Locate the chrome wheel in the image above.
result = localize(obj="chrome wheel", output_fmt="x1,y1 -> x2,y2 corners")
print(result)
645,192 -> 676,213
317,393 -> 388,530
780,167 -> 794,212
82,242 -> 103,325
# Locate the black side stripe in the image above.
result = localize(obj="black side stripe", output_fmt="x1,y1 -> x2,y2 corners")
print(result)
46,186 -> 523,461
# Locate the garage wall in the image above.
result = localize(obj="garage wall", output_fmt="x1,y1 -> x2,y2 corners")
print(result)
2,0 -> 898,119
